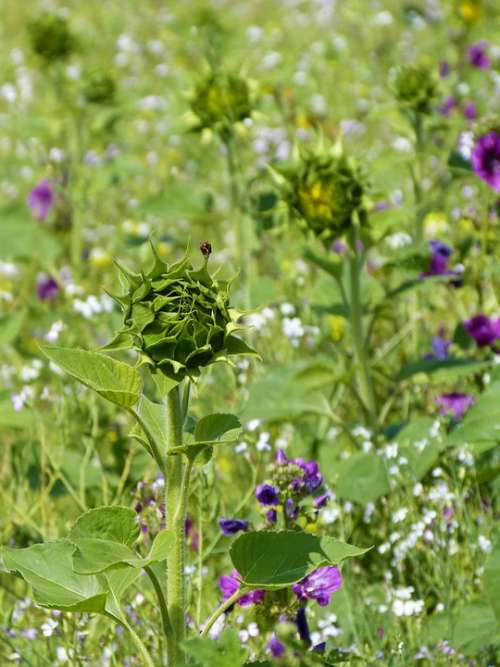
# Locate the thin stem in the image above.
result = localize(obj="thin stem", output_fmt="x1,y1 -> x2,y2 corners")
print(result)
164,385 -> 186,667
200,589 -> 245,637
129,407 -> 165,470
347,237 -> 377,428
120,618 -> 156,667
144,565 -> 172,643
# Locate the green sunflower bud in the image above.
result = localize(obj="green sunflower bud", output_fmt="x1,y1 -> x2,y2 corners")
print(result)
28,13 -> 75,62
109,244 -> 257,381
82,69 -> 116,105
276,144 -> 368,242
392,64 -> 437,115
190,71 -> 253,132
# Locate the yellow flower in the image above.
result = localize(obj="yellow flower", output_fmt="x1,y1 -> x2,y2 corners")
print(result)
458,0 -> 481,22
423,211 -> 448,238
327,315 -> 345,342
89,248 -> 112,270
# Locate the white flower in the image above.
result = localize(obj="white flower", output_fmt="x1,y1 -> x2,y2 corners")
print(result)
246,419 -> 260,432
256,432 -> 272,452
41,618 -> 58,637
386,232 -> 412,249
478,535 -> 492,554
392,508 -> 408,524
280,302 -> 295,316
392,137 -> 412,152
56,647 -> 68,663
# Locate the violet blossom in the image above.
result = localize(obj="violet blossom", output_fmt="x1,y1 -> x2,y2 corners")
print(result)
219,570 -> 265,607
471,131 -> 500,192
435,393 -> 474,419
37,274 -> 59,301
256,483 -> 280,506
292,566 -> 342,606
27,179 -> 55,222
463,102 -> 476,120
267,636 -> 285,658
439,95 -> 456,116
421,240 -> 458,279
218,518 -> 249,536
464,314 -> 500,347
468,42 -> 490,69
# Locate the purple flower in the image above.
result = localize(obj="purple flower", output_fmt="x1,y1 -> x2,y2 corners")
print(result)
436,393 -> 474,419
464,314 -> 500,347
285,499 -> 299,520
439,60 -> 451,78
27,179 -> 55,222
292,566 -> 342,606
266,508 -> 277,523
314,492 -> 330,509
295,607 -> 311,644
463,102 -> 476,120
331,239 -> 347,254
37,274 -> 59,301
275,448 -> 290,465
218,518 -> 249,536
256,484 -> 280,506
421,240 -> 457,278
219,570 -> 265,607
471,132 -> 500,192
267,636 -> 285,658
468,42 -> 490,69
295,458 -> 323,492
439,95 -> 456,116
430,334 -> 451,360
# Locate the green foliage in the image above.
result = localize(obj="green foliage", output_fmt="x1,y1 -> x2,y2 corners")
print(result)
336,453 -> 390,504
230,531 -> 369,589
40,346 -> 142,408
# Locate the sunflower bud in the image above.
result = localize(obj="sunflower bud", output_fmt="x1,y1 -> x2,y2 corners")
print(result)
276,144 -> 368,242
392,65 -> 437,115
82,69 -> 116,105
189,71 -> 254,133
111,245 -> 256,381
28,13 -> 75,62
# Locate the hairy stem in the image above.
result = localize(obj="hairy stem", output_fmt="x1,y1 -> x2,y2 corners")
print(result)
144,565 -> 172,646
348,235 -> 377,428
164,385 -> 186,666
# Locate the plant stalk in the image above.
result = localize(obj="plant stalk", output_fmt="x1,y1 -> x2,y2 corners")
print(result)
164,385 -> 186,666
200,588 -> 245,637
347,236 -> 377,428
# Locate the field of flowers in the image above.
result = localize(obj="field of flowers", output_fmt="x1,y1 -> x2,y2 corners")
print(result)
0,1 -> 499,665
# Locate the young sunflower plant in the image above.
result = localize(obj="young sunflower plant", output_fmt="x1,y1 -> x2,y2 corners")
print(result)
2,242 -> 366,667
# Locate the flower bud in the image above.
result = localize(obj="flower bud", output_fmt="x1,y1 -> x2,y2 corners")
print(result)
82,69 -> 116,105
392,65 -> 437,115
29,14 -> 75,62
190,71 -> 254,133
110,245 -> 256,381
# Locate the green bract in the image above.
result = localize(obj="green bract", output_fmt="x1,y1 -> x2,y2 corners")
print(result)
190,71 -> 253,132
82,69 -> 116,105
276,145 -> 368,242
28,13 -> 75,62
392,64 -> 437,115
110,246 -> 256,381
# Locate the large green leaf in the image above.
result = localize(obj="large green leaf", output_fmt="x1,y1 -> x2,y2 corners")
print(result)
397,357 -> 489,382
483,544 -> 500,623
68,507 -> 173,574
194,413 -> 241,443
130,395 -> 167,456
3,540 -> 112,616
230,531 -> 369,589
0,216 -> 61,262
451,601 -> 497,655
336,453 -> 390,504
40,346 -> 142,408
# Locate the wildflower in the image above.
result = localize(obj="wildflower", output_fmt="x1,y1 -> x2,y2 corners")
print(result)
439,95 -> 456,116
292,566 -> 342,606
392,64 -> 437,115
468,42 -> 490,69
464,314 -> 500,347
189,71 -> 254,133
255,484 -> 280,506
463,102 -> 476,120
435,393 -> 474,419
219,570 -> 265,607
27,180 -> 54,221
471,131 -> 500,192
295,607 -> 311,644
218,518 -> 249,536
439,60 -> 451,78
267,636 -> 285,657
421,240 -> 459,280
37,274 -> 58,301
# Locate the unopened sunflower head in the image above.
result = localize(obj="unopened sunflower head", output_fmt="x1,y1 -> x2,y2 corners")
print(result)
28,13 -> 75,63
273,142 -> 369,243
82,69 -> 116,105
109,243 -> 256,381
189,71 -> 255,134
392,64 -> 437,115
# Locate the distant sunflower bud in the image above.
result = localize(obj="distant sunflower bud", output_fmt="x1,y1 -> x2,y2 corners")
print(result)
82,69 -> 116,105
189,71 -> 254,133
28,13 -> 75,62
109,245 -> 257,381
392,65 -> 437,115
276,143 -> 368,243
